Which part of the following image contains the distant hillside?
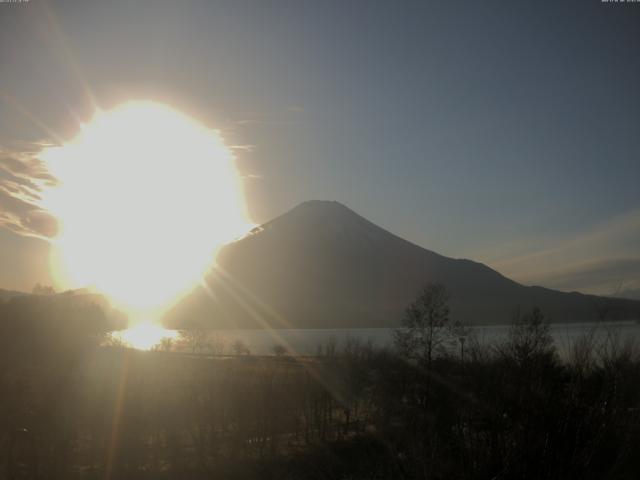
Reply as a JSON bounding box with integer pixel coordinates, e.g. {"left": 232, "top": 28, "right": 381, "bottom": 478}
{"left": 620, "top": 288, "right": 640, "bottom": 301}
{"left": 165, "top": 201, "right": 640, "bottom": 329}
{"left": 0, "top": 288, "right": 27, "bottom": 302}
{"left": 0, "top": 290, "right": 127, "bottom": 331}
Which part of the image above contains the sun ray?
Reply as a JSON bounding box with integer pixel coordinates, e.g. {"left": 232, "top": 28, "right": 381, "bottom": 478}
{"left": 202, "top": 266, "right": 347, "bottom": 405}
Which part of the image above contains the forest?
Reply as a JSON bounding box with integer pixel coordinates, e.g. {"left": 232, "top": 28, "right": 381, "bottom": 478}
{"left": 1, "top": 287, "right": 639, "bottom": 479}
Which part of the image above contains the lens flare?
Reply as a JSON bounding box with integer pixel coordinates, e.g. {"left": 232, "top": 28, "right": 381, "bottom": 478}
{"left": 38, "top": 101, "right": 251, "bottom": 345}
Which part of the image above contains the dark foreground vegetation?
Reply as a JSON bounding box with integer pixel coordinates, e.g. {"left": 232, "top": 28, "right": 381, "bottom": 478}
{"left": 1, "top": 288, "right": 640, "bottom": 479}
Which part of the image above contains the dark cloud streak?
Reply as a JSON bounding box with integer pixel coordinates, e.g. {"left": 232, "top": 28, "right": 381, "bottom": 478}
{"left": 0, "top": 150, "right": 58, "bottom": 239}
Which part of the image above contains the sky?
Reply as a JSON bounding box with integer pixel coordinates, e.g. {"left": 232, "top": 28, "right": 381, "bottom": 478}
{"left": 0, "top": 0, "right": 639, "bottom": 297}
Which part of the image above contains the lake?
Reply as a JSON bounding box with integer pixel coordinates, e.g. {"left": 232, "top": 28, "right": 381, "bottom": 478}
{"left": 183, "top": 321, "right": 640, "bottom": 357}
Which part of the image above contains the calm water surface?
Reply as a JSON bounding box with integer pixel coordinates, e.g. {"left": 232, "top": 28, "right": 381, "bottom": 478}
{"left": 180, "top": 321, "right": 640, "bottom": 356}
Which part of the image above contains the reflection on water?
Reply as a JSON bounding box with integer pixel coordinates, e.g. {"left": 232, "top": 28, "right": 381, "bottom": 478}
{"left": 115, "top": 323, "right": 178, "bottom": 350}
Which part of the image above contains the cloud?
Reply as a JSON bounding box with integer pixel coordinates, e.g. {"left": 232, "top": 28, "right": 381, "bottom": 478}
{"left": 523, "top": 257, "right": 640, "bottom": 296}
{"left": 486, "top": 209, "right": 640, "bottom": 294}
{"left": 241, "top": 173, "right": 262, "bottom": 181}
{"left": 620, "top": 288, "right": 640, "bottom": 301}
{"left": 0, "top": 149, "right": 58, "bottom": 239}
{"left": 229, "top": 144, "right": 256, "bottom": 153}
{"left": 229, "top": 106, "right": 303, "bottom": 128}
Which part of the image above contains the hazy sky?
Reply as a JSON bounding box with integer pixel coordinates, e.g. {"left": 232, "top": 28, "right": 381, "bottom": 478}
{"left": 1, "top": 0, "right": 639, "bottom": 296}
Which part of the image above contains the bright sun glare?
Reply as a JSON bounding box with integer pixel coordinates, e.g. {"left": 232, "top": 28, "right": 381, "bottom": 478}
{"left": 39, "top": 101, "right": 251, "bottom": 348}
{"left": 115, "top": 322, "right": 180, "bottom": 351}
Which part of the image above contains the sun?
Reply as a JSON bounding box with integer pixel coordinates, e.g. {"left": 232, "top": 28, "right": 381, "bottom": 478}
{"left": 40, "top": 101, "right": 251, "bottom": 317}
{"left": 114, "top": 322, "right": 179, "bottom": 351}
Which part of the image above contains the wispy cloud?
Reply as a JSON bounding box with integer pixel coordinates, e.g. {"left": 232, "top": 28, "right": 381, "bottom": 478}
{"left": 227, "top": 105, "right": 304, "bottom": 129}
{"left": 229, "top": 144, "right": 256, "bottom": 153}
{"left": 0, "top": 148, "right": 57, "bottom": 239}
{"left": 523, "top": 257, "right": 640, "bottom": 295}
{"left": 240, "top": 173, "right": 262, "bottom": 181}
{"left": 485, "top": 209, "right": 640, "bottom": 294}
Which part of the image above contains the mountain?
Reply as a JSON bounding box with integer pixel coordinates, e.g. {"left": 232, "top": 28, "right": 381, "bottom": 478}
{"left": 0, "top": 288, "right": 28, "bottom": 302}
{"left": 620, "top": 288, "right": 640, "bottom": 301}
{"left": 164, "top": 201, "right": 640, "bottom": 329}
{"left": 0, "top": 289, "right": 128, "bottom": 331}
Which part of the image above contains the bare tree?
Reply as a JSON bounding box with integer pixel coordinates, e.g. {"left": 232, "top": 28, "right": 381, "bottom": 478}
{"left": 157, "top": 337, "right": 173, "bottom": 352}
{"left": 272, "top": 344, "right": 286, "bottom": 356}
{"left": 231, "top": 339, "right": 250, "bottom": 356}
{"left": 394, "top": 283, "right": 456, "bottom": 369}
{"left": 179, "top": 329, "right": 210, "bottom": 355}
{"left": 102, "top": 332, "right": 128, "bottom": 349}
{"left": 209, "top": 334, "right": 227, "bottom": 355}
{"left": 498, "top": 307, "right": 555, "bottom": 368}
{"left": 32, "top": 283, "right": 55, "bottom": 295}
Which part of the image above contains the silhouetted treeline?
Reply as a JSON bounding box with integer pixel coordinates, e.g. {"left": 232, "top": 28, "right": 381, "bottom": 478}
{"left": 0, "top": 293, "right": 125, "bottom": 364}
{"left": 1, "top": 300, "right": 640, "bottom": 479}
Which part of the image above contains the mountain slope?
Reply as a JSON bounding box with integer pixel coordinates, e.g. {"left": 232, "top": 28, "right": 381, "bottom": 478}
{"left": 0, "top": 288, "right": 27, "bottom": 302}
{"left": 164, "top": 201, "right": 640, "bottom": 328}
